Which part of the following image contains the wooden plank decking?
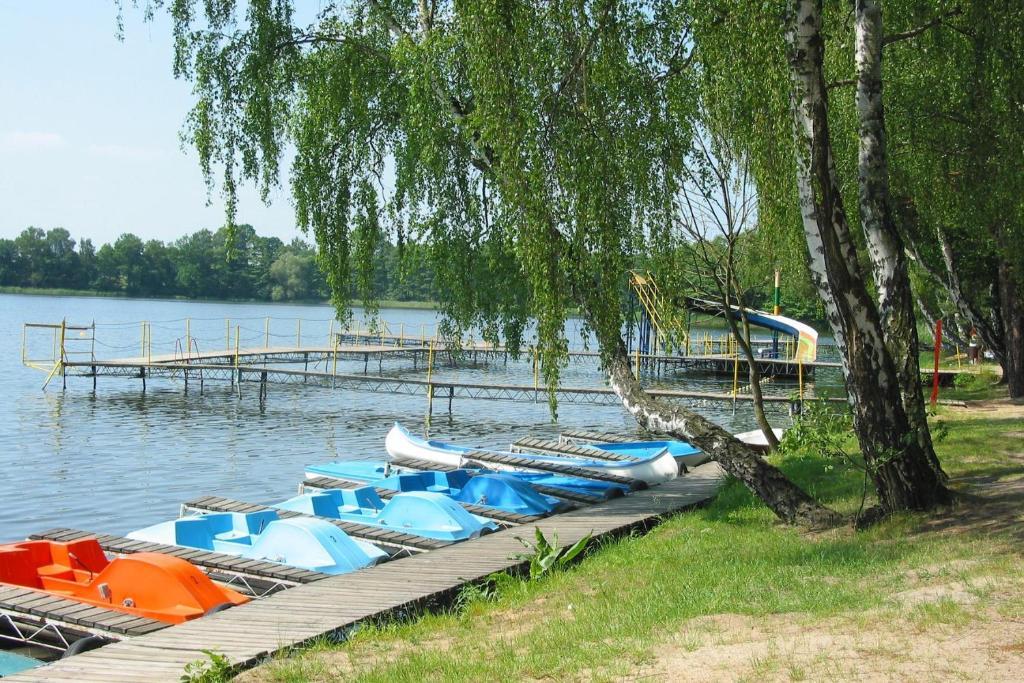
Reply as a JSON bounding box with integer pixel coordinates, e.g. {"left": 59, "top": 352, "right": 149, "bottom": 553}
{"left": 510, "top": 436, "right": 641, "bottom": 461}
{"left": 8, "top": 463, "right": 724, "bottom": 682}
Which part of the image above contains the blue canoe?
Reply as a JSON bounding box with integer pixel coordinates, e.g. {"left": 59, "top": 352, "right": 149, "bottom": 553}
{"left": 308, "top": 466, "right": 562, "bottom": 516}
{"left": 306, "top": 460, "right": 629, "bottom": 500}
{"left": 127, "top": 510, "right": 387, "bottom": 575}
{"left": 274, "top": 487, "right": 498, "bottom": 542}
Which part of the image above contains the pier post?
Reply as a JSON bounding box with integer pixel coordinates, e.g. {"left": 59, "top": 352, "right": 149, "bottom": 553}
{"left": 448, "top": 386, "right": 454, "bottom": 414}
{"left": 260, "top": 371, "right": 268, "bottom": 400}
{"left": 363, "top": 353, "right": 369, "bottom": 375}
{"left": 332, "top": 338, "right": 339, "bottom": 388}
{"left": 140, "top": 367, "right": 146, "bottom": 392}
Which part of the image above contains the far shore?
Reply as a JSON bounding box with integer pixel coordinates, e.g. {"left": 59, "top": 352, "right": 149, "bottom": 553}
{"left": 0, "top": 285, "right": 440, "bottom": 311}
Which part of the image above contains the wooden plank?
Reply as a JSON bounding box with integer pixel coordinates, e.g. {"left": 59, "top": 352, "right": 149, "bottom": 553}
{"left": 559, "top": 429, "right": 641, "bottom": 444}
{"left": 511, "top": 436, "right": 639, "bottom": 461}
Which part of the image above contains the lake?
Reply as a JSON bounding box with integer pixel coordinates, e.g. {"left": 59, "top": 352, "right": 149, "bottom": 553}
{"left": 0, "top": 293, "right": 830, "bottom": 540}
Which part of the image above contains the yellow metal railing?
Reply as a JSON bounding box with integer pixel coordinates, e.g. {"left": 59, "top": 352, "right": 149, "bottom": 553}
{"left": 629, "top": 270, "right": 690, "bottom": 355}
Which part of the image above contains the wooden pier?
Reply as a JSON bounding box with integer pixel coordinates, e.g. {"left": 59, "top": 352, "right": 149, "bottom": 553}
{"left": 7, "top": 462, "right": 725, "bottom": 682}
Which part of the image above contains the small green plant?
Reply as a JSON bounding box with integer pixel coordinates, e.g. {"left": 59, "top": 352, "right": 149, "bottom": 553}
{"left": 180, "top": 649, "right": 232, "bottom": 683}
{"left": 513, "top": 527, "right": 592, "bottom": 580}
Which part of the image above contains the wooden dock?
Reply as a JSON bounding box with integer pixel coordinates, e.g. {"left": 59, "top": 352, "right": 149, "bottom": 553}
{"left": 8, "top": 463, "right": 724, "bottom": 682}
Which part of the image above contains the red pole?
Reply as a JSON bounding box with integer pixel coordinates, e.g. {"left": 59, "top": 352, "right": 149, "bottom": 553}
{"left": 930, "top": 319, "right": 943, "bottom": 406}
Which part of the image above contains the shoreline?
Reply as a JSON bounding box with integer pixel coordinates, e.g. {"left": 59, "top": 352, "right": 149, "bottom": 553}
{"left": 0, "top": 286, "right": 439, "bottom": 311}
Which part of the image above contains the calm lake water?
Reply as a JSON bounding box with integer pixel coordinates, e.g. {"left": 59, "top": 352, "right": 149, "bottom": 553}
{"left": 0, "top": 293, "right": 833, "bottom": 540}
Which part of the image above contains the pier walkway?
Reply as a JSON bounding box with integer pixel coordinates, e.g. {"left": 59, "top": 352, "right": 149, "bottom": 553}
{"left": 9, "top": 462, "right": 725, "bottom": 683}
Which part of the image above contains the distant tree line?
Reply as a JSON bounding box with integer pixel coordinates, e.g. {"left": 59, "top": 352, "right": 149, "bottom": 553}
{"left": 0, "top": 225, "right": 439, "bottom": 302}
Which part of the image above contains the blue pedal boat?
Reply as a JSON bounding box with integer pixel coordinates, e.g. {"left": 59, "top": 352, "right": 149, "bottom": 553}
{"left": 308, "top": 466, "right": 563, "bottom": 516}
{"left": 274, "top": 487, "right": 498, "bottom": 542}
{"left": 305, "top": 460, "right": 629, "bottom": 500}
{"left": 377, "top": 469, "right": 563, "bottom": 515}
{"left": 127, "top": 510, "right": 387, "bottom": 575}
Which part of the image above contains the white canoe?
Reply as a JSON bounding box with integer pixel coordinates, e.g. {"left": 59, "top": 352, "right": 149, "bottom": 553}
{"left": 385, "top": 423, "right": 680, "bottom": 485}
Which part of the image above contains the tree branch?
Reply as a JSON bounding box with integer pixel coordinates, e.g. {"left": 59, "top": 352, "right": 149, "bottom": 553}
{"left": 882, "top": 6, "right": 962, "bottom": 46}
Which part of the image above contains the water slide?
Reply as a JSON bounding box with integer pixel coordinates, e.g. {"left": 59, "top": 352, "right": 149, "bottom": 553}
{"left": 684, "top": 297, "right": 819, "bottom": 362}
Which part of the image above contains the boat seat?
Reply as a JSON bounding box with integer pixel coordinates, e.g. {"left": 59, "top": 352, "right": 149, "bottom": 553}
{"left": 336, "top": 504, "right": 363, "bottom": 515}
{"left": 427, "top": 485, "right": 450, "bottom": 493}
{"left": 36, "top": 564, "right": 76, "bottom": 580}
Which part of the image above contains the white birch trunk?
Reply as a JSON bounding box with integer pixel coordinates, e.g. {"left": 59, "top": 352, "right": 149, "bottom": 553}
{"left": 854, "top": 0, "right": 944, "bottom": 478}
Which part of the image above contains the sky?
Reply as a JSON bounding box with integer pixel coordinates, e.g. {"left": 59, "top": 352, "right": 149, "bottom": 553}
{"left": 0, "top": 2, "right": 302, "bottom": 245}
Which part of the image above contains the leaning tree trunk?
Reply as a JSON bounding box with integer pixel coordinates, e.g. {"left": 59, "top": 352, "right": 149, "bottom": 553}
{"left": 785, "top": 0, "right": 952, "bottom": 512}
{"left": 576, "top": 286, "right": 838, "bottom": 526}
{"left": 727, "top": 301, "right": 779, "bottom": 449}
{"left": 601, "top": 332, "right": 837, "bottom": 527}
{"left": 854, "top": 0, "right": 944, "bottom": 479}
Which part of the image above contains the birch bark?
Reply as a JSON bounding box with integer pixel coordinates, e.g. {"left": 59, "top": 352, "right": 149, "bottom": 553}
{"left": 785, "top": 0, "right": 952, "bottom": 512}
{"left": 853, "top": 0, "right": 944, "bottom": 479}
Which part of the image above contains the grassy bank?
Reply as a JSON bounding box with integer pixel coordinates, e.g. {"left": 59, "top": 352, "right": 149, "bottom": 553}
{"left": 0, "top": 286, "right": 439, "bottom": 310}
{"left": 237, "top": 404, "right": 1024, "bottom": 682}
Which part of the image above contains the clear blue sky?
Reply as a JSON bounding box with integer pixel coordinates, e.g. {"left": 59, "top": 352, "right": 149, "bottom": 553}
{"left": 0, "top": 1, "right": 301, "bottom": 245}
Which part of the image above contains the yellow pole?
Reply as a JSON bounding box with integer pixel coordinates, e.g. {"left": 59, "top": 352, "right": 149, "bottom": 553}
{"left": 185, "top": 318, "right": 191, "bottom": 360}
{"left": 732, "top": 353, "right": 739, "bottom": 398}
{"left": 296, "top": 319, "right": 302, "bottom": 348}
{"left": 329, "top": 319, "right": 335, "bottom": 347}
{"left": 265, "top": 317, "right": 270, "bottom": 348}
{"left": 141, "top": 321, "right": 147, "bottom": 358}
{"left": 955, "top": 344, "right": 962, "bottom": 370}
{"left": 147, "top": 323, "right": 152, "bottom": 364}
{"left": 226, "top": 319, "right": 231, "bottom": 351}
{"left": 332, "top": 335, "right": 339, "bottom": 377}
{"left": 234, "top": 325, "right": 240, "bottom": 369}
{"left": 635, "top": 345, "right": 641, "bottom": 377}
{"left": 798, "top": 359, "right": 804, "bottom": 402}
{"left": 533, "top": 346, "right": 539, "bottom": 390}
{"left": 400, "top": 322, "right": 405, "bottom": 345}
{"left": 426, "top": 340, "right": 435, "bottom": 385}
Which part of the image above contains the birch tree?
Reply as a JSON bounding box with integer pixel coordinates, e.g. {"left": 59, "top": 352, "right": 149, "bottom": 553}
{"left": 783, "top": 0, "right": 951, "bottom": 512}
{"left": 141, "top": 0, "right": 843, "bottom": 526}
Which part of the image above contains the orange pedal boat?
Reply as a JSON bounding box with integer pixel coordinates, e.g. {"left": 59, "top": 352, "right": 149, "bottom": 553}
{"left": 0, "top": 538, "right": 249, "bottom": 624}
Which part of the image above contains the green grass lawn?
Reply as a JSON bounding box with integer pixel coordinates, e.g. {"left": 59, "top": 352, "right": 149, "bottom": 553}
{"left": 240, "top": 408, "right": 1024, "bottom": 683}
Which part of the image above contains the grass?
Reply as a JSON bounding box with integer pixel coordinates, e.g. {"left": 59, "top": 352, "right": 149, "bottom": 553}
{"left": 243, "top": 408, "right": 1024, "bottom": 683}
